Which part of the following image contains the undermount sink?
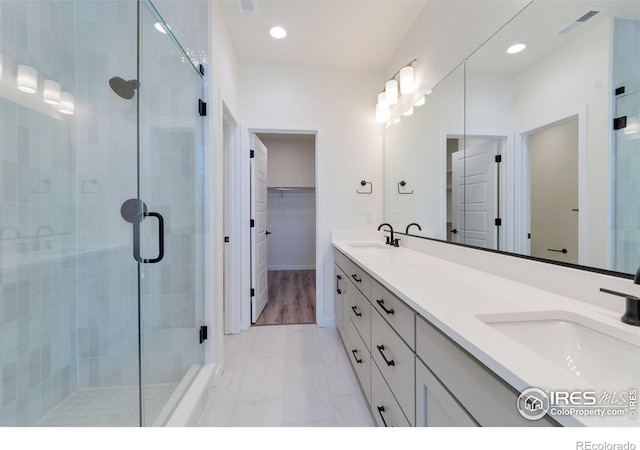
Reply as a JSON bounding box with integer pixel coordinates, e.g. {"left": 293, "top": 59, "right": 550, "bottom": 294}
{"left": 476, "top": 310, "right": 640, "bottom": 389}
{"left": 348, "top": 242, "right": 389, "bottom": 250}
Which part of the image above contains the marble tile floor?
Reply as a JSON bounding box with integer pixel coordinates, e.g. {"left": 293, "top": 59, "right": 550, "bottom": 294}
{"left": 198, "top": 324, "right": 376, "bottom": 427}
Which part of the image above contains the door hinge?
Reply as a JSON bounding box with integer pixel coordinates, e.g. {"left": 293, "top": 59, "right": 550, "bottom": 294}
{"left": 198, "top": 99, "right": 207, "bottom": 116}
{"left": 224, "top": 236, "right": 230, "bottom": 243}
{"left": 199, "top": 64, "right": 205, "bottom": 76}
{"left": 495, "top": 154, "right": 502, "bottom": 163}
{"left": 199, "top": 326, "right": 208, "bottom": 344}
{"left": 614, "top": 116, "right": 627, "bottom": 130}
{"left": 527, "top": 233, "right": 531, "bottom": 239}
{"left": 495, "top": 218, "right": 502, "bottom": 226}
{"left": 250, "top": 219, "right": 255, "bottom": 228}
{"left": 615, "top": 86, "right": 625, "bottom": 96}
{"left": 251, "top": 288, "right": 255, "bottom": 297}
{"left": 250, "top": 149, "right": 255, "bottom": 158}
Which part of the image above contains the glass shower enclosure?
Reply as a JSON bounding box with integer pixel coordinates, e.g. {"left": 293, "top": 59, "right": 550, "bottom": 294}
{"left": 0, "top": 0, "right": 205, "bottom": 426}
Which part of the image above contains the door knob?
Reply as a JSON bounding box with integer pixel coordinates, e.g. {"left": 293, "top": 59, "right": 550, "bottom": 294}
{"left": 452, "top": 229, "right": 458, "bottom": 234}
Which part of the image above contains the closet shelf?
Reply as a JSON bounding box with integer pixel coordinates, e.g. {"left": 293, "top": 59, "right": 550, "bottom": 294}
{"left": 267, "top": 187, "right": 316, "bottom": 191}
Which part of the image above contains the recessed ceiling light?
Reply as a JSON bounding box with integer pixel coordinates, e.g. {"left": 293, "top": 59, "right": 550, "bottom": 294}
{"left": 269, "top": 26, "right": 287, "bottom": 39}
{"left": 154, "top": 22, "right": 167, "bottom": 34}
{"left": 507, "top": 43, "right": 526, "bottom": 54}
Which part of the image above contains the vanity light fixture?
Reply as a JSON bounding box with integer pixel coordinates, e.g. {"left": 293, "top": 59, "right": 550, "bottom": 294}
{"left": 269, "top": 26, "right": 287, "bottom": 39}
{"left": 414, "top": 96, "right": 425, "bottom": 107}
{"left": 377, "top": 59, "right": 417, "bottom": 123}
{"left": 154, "top": 22, "right": 168, "bottom": 34}
{"left": 59, "top": 91, "right": 75, "bottom": 115}
{"left": 403, "top": 107, "right": 414, "bottom": 116}
{"left": 42, "top": 80, "right": 61, "bottom": 105}
{"left": 507, "top": 43, "right": 527, "bottom": 54}
{"left": 17, "top": 65, "right": 38, "bottom": 93}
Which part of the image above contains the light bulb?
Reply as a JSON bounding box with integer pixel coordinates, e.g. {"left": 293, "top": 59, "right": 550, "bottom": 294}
{"left": 414, "top": 96, "right": 425, "bottom": 107}
{"left": 400, "top": 66, "right": 414, "bottom": 95}
{"left": 269, "top": 26, "right": 287, "bottom": 39}
{"left": 403, "top": 107, "right": 414, "bottom": 116}
{"left": 385, "top": 79, "right": 398, "bottom": 105}
{"left": 43, "top": 80, "right": 61, "bottom": 105}
{"left": 59, "top": 91, "right": 75, "bottom": 115}
{"left": 17, "top": 65, "right": 38, "bottom": 93}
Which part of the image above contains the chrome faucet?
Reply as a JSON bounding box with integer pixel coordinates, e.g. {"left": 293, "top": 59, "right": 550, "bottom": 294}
{"left": 599, "top": 266, "right": 640, "bottom": 326}
{"left": 378, "top": 223, "right": 399, "bottom": 247}
{"left": 405, "top": 223, "right": 422, "bottom": 234}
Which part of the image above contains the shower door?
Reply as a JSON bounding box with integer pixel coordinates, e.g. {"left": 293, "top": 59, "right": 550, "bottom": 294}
{"left": 135, "top": 1, "right": 205, "bottom": 426}
{"left": 0, "top": 0, "right": 204, "bottom": 427}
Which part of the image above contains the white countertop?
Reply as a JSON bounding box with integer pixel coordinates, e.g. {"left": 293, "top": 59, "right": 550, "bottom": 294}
{"left": 332, "top": 236, "right": 640, "bottom": 427}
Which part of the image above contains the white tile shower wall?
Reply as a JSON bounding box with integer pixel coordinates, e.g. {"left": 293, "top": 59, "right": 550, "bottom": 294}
{"left": 0, "top": 0, "right": 80, "bottom": 426}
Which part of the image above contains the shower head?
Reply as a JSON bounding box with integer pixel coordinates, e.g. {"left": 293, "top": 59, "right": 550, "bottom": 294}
{"left": 109, "top": 76, "right": 139, "bottom": 100}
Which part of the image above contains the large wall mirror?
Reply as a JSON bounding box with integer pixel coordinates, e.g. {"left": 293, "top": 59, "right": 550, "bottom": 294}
{"left": 384, "top": 0, "right": 640, "bottom": 276}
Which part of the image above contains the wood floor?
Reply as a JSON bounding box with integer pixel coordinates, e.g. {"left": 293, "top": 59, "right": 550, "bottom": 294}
{"left": 255, "top": 270, "right": 316, "bottom": 326}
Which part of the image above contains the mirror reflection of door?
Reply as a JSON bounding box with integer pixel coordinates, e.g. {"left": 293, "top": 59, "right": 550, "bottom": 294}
{"left": 528, "top": 118, "right": 579, "bottom": 264}
{"left": 449, "top": 138, "right": 500, "bottom": 249}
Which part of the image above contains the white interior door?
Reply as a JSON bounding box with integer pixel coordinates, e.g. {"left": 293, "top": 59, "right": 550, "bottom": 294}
{"left": 251, "top": 134, "right": 269, "bottom": 323}
{"left": 451, "top": 141, "right": 498, "bottom": 248}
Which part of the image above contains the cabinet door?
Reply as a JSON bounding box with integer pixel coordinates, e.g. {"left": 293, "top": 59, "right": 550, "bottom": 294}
{"left": 335, "top": 265, "right": 345, "bottom": 336}
{"left": 416, "top": 358, "right": 477, "bottom": 427}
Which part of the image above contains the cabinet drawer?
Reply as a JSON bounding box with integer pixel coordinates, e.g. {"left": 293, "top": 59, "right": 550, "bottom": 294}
{"left": 344, "top": 284, "right": 371, "bottom": 350}
{"left": 334, "top": 249, "right": 371, "bottom": 298}
{"left": 416, "top": 358, "right": 477, "bottom": 427}
{"left": 344, "top": 316, "right": 372, "bottom": 404}
{"left": 416, "top": 316, "right": 557, "bottom": 427}
{"left": 371, "top": 362, "right": 411, "bottom": 427}
{"left": 371, "top": 309, "right": 415, "bottom": 425}
{"left": 370, "top": 279, "right": 415, "bottom": 350}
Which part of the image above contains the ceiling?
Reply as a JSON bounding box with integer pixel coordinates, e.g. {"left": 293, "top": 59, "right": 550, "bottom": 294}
{"left": 466, "top": 1, "right": 640, "bottom": 75}
{"left": 218, "top": 0, "right": 427, "bottom": 70}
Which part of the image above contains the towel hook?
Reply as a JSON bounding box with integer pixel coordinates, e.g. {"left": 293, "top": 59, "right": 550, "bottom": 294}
{"left": 357, "top": 180, "right": 372, "bottom": 194}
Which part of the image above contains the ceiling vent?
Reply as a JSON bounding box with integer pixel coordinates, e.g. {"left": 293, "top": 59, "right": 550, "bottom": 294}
{"left": 236, "top": 0, "right": 257, "bottom": 13}
{"left": 559, "top": 8, "right": 603, "bottom": 35}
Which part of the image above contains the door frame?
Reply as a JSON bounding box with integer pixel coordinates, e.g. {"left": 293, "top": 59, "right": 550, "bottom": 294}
{"left": 441, "top": 130, "right": 514, "bottom": 252}
{"left": 228, "top": 125, "right": 321, "bottom": 332}
{"left": 222, "top": 103, "right": 241, "bottom": 334}
{"left": 516, "top": 107, "right": 588, "bottom": 264}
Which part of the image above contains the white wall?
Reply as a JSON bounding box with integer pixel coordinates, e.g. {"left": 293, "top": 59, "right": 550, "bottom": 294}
{"left": 514, "top": 19, "right": 612, "bottom": 269}
{"left": 260, "top": 134, "right": 316, "bottom": 187}
{"left": 208, "top": 1, "right": 241, "bottom": 352}
{"left": 239, "top": 62, "right": 384, "bottom": 326}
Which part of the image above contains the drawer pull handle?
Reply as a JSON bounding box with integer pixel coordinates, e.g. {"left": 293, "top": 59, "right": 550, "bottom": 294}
{"left": 377, "top": 345, "right": 395, "bottom": 367}
{"left": 376, "top": 299, "right": 395, "bottom": 315}
{"left": 351, "top": 349, "right": 363, "bottom": 364}
{"left": 336, "top": 274, "right": 342, "bottom": 294}
{"left": 377, "top": 406, "right": 389, "bottom": 427}
{"left": 351, "top": 274, "right": 362, "bottom": 283}
{"left": 351, "top": 306, "right": 362, "bottom": 317}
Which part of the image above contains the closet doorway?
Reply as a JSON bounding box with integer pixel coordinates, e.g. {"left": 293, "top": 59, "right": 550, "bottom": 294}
{"left": 252, "top": 133, "right": 317, "bottom": 326}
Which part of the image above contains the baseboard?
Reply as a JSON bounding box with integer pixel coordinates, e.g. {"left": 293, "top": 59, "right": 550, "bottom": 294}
{"left": 268, "top": 265, "right": 316, "bottom": 271}
{"left": 165, "top": 362, "right": 223, "bottom": 427}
